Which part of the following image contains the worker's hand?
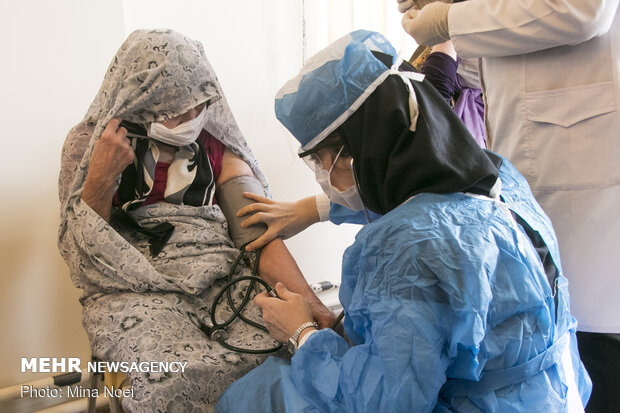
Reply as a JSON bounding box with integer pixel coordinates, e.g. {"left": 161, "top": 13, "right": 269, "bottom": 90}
{"left": 260, "top": 321, "right": 289, "bottom": 345}
{"left": 237, "top": 194, "right": 320, "bottom": 251}
{"left": 397, "top": 0, "right": 441, "bottom": 13}
{"left": 401, "top": 2, "right": 451, "bottom": 47}
{"left": 398, "top": 0, "right": 416, "bottom": 13}
{"left": 254, "top": 282, "right": 316, "bottom": 343}
{"left": 86, "top": 118, "right": 134, "bottom": 185}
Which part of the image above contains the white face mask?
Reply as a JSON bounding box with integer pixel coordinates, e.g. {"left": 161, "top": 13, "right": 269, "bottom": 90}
{"left": 149, "top": 105, "right": 208, "bottom": 146}
{"left": 315, "top": 146, "right": 365, "bottom": 211}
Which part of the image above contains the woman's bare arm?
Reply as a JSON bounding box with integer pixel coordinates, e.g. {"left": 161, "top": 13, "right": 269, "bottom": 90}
{"left": 217, "top": 149, "right": 336, "bottom": 328}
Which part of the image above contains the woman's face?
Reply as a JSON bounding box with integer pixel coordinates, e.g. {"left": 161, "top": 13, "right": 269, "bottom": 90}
{"left": 317, "top": 148, "right": 355, "bottom": 191}
{"left": 159, "top": 102, "right": 206, "bottom": 129}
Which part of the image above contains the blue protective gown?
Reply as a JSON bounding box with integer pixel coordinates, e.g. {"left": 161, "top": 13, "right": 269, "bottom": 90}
{"left": 329, "top": 202, "right": 380, "bottom": 225}
{"left": 216, "top": 157, "right": 591, "bottom": 412}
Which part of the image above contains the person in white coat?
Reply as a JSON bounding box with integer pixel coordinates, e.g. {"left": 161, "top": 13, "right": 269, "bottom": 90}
{"left": 399, "top": 1, "right": 620, "bottom": 411}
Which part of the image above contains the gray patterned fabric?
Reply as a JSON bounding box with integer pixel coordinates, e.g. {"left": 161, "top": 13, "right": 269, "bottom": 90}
{"left": 58, "top": 29, "right": 277, "bottom": 411}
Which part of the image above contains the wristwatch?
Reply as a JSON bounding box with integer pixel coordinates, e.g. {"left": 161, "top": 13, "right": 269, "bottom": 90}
{"left": 287, "top": 321, "right": 319, "bottom": 354}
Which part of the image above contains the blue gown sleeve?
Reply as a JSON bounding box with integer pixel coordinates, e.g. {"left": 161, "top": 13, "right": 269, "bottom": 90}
{"left": 329, "top": 202, "right": 382, "bottom": 225}
{"left": 289, "top": 230, "right": 495, "bottom": 412}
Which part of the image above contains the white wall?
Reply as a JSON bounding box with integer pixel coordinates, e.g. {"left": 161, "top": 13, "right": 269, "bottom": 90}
{"left": 303, "top": 0, "right": 416, "bottom": 58}
{"left": 0, "top": 0, "right": 414, "bottom": 390}
{"left": 0, "top": 0, "right": 126, "bottom": 389}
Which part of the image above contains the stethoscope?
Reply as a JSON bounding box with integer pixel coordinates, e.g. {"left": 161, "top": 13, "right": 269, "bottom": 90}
{"left": 200, "top": 244, "right": 283, "bottom": 354}
{"left": 204, "top": 152, "right": 363, "bottom": 354}
{"left": 203, "top": 244, "right": 347, "bottom": 354}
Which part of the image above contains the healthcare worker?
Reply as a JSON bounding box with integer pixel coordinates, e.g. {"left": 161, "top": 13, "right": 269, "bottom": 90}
{"left": 399, "top": 1, "right": 620, "bottom": 411}
{"left": 216, "top": 31, "right": 591, "bottom": 412}
{"left": 237, "top": 41, "right": 482, "bottom": 252}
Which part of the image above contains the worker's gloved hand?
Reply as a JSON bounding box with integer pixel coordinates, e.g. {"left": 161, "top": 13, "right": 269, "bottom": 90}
{"left": 401, "top": 2, "right": 451, "bottom": 47}
{"left": 397, "top": 0, "right": 416, "bottom": 13}
{"left": 397, "top": 0, "right": 450, "bottom": 13}
{"left": 254, "top": 282, "right": 316, "bottom": 343}
{"left": 237, "top": 193, "right": 320, "bottom": 251}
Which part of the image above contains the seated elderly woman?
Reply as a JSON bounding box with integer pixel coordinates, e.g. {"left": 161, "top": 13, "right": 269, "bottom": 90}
{"left": 58, "top": 29, "right": 333, "bottom": 412}
{"left": 216, "top": 31, "right": 591, "bottom": 412}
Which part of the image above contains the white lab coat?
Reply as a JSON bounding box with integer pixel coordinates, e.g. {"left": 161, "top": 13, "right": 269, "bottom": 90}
{"left": 448, "top": 0, "right": 620, "bottom": 333}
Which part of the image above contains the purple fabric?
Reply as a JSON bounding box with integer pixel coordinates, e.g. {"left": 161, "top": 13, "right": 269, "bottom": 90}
{"left": 421, "top": 53, "right": 487, "bottom": 148}
{"left": 453, "top": 78, "right": 486, "bottom": 148}
{"left": 421, "top": 52, "right": 458, "bottom": 104}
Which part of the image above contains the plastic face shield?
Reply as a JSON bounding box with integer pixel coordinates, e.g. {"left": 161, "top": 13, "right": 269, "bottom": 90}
{"left": 302, "top": 145, "right": 345, "bottom": 174}
{"left": 302, "top": 152, "right": 324, "bottom": 173}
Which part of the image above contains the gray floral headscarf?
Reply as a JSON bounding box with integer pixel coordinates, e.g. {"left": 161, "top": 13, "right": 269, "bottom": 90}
{"left": 58, "top": 29, "right": 269, "bottom": 297}
{"left": 61, "top": 28, "right": 268, "bottom": 215}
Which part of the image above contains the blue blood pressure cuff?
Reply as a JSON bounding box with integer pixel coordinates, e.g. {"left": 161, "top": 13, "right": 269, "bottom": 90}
{"left": 216, "top": 175, "right": 268, "bottom": 249}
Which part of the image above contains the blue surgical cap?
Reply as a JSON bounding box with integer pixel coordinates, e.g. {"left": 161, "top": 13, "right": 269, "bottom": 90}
{"left": 274, "top": 30, "right": 398, "bottom": 152}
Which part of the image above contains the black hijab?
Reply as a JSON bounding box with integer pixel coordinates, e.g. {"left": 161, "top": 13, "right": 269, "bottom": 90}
{"left": 339, "top": 53, "right": 501, "bottom": 215}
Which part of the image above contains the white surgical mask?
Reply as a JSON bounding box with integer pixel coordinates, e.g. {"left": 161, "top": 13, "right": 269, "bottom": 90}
{"left": 329, "top": 180, "right": 365, "bottom": 211}
{"left": 149, "top": 105, "right": 208, "bottom": 146}
{"left": 315, "top": 146, "right": 365, "bottom": 211}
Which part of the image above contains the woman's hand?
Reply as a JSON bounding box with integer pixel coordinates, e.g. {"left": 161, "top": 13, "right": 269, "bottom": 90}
{"left": 88, "top": 118, "right": 134, "bottom": 181}
{"left": 237, "top": 194, "right": 320, "bottom": 251}
{"left": 82, "top": 118, "right": 134, "bottom": 221}
{"left": 254, "top": 282, "right": 316, "bottom": 343}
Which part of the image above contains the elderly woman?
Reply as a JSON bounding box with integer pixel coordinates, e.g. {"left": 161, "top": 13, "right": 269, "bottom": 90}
{"left": 58, "top": 29, "right": 333, "bottom": 412}
{"left": 216, "top": 31, "right": 591, "bottom": 412}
